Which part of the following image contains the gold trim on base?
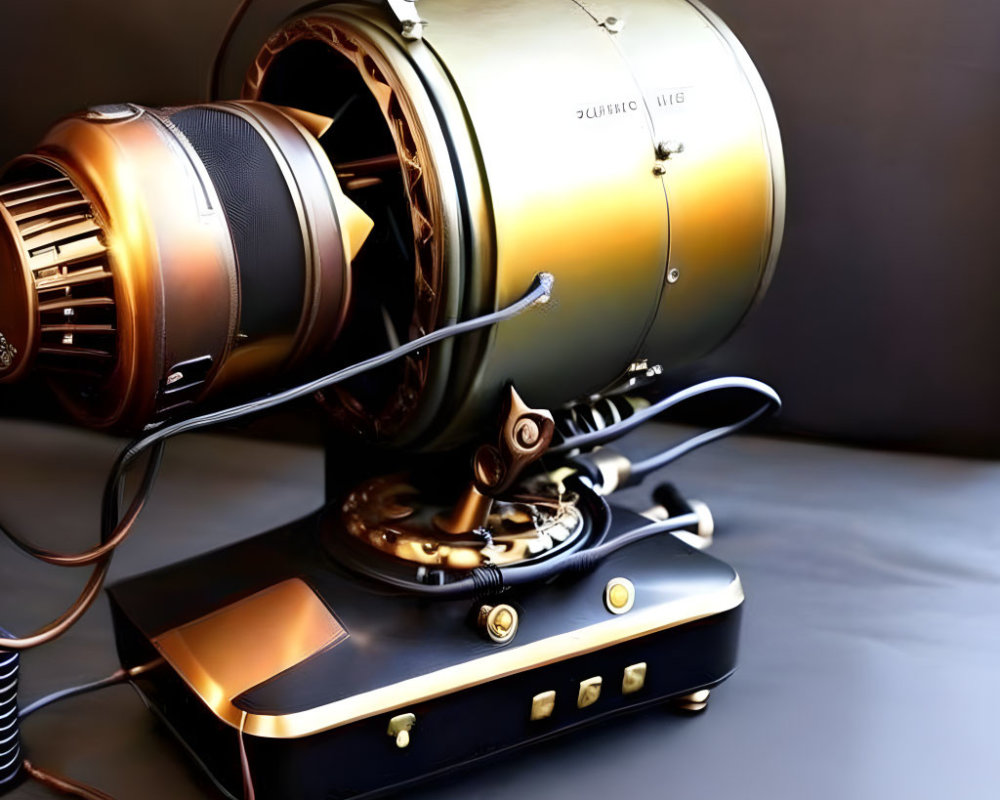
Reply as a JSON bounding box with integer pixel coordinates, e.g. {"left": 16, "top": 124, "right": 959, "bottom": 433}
{"left": 152, "top": 576, "right": 742, "bottom": 739}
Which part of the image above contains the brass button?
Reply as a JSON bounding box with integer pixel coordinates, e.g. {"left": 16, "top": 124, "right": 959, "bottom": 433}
{"left": 577, "top": 676, "right": 602, "bottom": 709}
{"left": 604, "top": 577, "right": 635, "bottom": 614}
{"left": 622, "top": 662, "right": 647, "bottom": 695}
{"left": 530, "top": 690, "right": 556, "bottom": 721}
{"left": 478, "top": 603, "right": 519, "bottom": 644}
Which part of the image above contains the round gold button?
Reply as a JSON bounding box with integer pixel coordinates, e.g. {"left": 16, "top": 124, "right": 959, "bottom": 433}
{"left": 604, "top": 577, "right": 636, "bottom": 614}
{"left": 479, "top": 603, "right": 520, "bottom": 644}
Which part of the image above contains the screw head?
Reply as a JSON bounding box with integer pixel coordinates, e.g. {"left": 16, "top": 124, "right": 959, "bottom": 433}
{"left": 480, "top": 603, "right": 519, "bottom": 644}
{"left": 667, "top": 268, "right": 681, "bottom": 284}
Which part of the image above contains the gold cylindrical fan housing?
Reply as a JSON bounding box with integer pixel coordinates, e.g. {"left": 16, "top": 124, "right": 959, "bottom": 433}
{"left": 0, "top": 0, "right": 782, "bottom": 442}
{"left": 0, "top": 101, "right": 372, "bottom": 429}
{"left": 241, "top": 0, "right": 784, "bottom": 448}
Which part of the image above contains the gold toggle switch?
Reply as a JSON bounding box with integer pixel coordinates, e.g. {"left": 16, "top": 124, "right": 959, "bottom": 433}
{"left": 577, "top": 677, "right": 603, "bottom": 709}
{"left": 387, "top": 713, "right": 416, "bottom": 748}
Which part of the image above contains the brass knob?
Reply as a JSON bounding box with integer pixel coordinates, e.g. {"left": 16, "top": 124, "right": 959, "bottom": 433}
{"left": 604, "top": 577, "right": 635, "bottom": 614}
{"left": 478, "top": 603, "right": 519, "bottom": 644}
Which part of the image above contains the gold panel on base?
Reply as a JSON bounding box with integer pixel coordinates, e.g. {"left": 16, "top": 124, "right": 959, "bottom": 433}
{"left": 152, "top": 579, "right": 347, "bottom": 715}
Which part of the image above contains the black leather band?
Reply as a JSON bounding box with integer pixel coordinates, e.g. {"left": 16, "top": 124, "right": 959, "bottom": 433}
{"left": 169, "top": 106, "right": 305, "bottom": 344}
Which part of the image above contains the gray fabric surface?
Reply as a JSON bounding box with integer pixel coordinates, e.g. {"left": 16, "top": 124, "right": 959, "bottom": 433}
{"left": 0, "top": 421, "right": 997, "bottom": 799}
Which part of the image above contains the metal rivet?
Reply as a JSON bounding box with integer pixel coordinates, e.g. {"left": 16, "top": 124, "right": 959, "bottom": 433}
{"left": 478, "top": 603, "right": 519, "bottom": 644}
{"left": 667, "top": 268, "right": 681, "bottom": 284}
{"left": 604, "top": 577, "right": 635, "bottom": 614}
{"left": 603, "top": 16, "right": 624, "bottom": 33}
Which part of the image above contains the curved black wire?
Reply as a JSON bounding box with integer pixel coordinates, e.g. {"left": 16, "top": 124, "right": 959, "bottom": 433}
{"left": 18, "top": 672, "right": 127, "bottom": 721}
{"left": 0, "top": 274, "right": 553, "bottom": 649}
{"left": 628, "top": 401, "right": 774, "bottom": 482}
{"left": 549, "top": 376, "right": 781, "bottom": 455}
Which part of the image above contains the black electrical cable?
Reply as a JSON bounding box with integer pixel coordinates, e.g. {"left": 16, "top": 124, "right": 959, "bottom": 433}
{"left": 336, "top": 474, "right": 612, "bottom": 595}
{"left": 18, "top": 671, "right": 129, "bottom": 721}
{"left": 336, "top": 378, "right": 779, "bottom": 600}
{"left": 626, "top": 401, "right": 774, "bottom": 483}
{"left": 0, "top": 274, "right": 551, "bottom": 799}
{"left": 0, "top": 273, "right": 552, "bottom": 649}
{"left": 346, "top": 510, "right": 701, "bottom": 598}
{"left": 0, "top": 273, "right": 553, "bottom": 574}
{"left": 548, "top": 376, "right": 781, "bottom": 455}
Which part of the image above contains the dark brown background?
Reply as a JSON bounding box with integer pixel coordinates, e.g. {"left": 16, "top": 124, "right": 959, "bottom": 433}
{"left": 1, "top": 0, "right": 997, "bottom": 455}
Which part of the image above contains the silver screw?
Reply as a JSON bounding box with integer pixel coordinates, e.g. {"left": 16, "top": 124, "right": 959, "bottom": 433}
{"left": 667, "top": 268, "right": 681, "bottom": 284}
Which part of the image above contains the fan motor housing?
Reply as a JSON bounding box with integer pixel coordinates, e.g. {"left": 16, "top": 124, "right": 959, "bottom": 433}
{"left": 243, "top": 0, "right": 785, "bottom": 448}
{"left": 0, "top": 101, "right": 369, "bottom": 429}
{"left": 0, "top": 0, "right": 783, "bottom": 446}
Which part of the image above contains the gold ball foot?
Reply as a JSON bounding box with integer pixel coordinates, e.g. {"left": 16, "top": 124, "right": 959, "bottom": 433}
{"left": 671, "top": 688, "right": 710, "bottom": 714}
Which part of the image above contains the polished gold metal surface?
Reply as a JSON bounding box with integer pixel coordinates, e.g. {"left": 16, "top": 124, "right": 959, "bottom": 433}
{"left": 433, "top": 485, "right": 495, "bottom": 539}
{"left": 530, "top": 690, "right": 557, "bottom": 722}
{"left": 241, "top": 0, "right": 784, "bottom": 449}
{"left": 4, "top": 0, "right": 781, "bottom": 439}
{"left": 622, "top": 662, "right": 647, "bottom": 695}
{"left": 151, "top": 579, "right": 348, "bottom": 718}
{"left": 151, "top": 577, "right": 742, "bottom": 739}
{"left": 577, "top": 676, "right": 603, "bottom": 709}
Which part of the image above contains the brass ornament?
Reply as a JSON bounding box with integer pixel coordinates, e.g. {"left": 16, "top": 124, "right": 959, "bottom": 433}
{"left": 478, "top": 604, "right": 520, "bottom": 645}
